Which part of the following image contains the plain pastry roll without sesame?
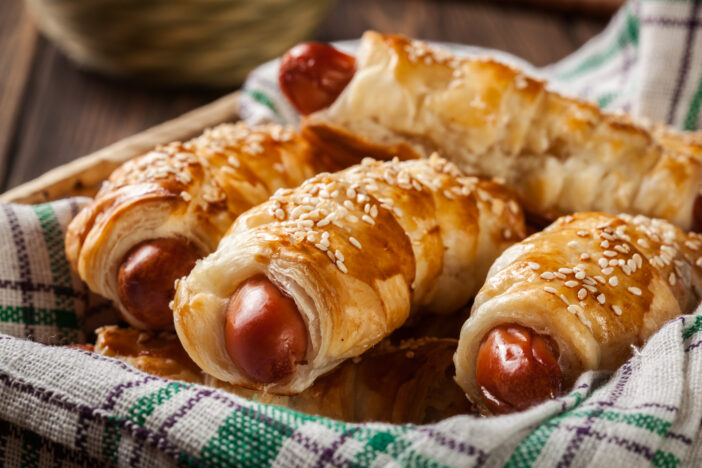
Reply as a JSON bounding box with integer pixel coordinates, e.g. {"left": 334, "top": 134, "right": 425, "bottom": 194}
{"left": 454, "top": 212, "right": 702, "bottom": 415}
{"left": 298, "top": 31, "right": 702, "bottom": 231}
{"left": 172, "top": 155, "right": 526, "bottom": 394}
{"left": 65, "top": 123, "right": 329, "bottom": 330}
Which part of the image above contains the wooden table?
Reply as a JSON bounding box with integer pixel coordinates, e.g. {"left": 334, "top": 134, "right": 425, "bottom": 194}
{"left": 0, "top": 0, "right": 608, "bottom": 193}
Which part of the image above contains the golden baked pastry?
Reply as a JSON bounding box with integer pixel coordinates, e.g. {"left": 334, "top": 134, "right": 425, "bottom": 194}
{"left": 65, "top": 123, "right": 327, "bottom": 330}
{"left": 91, "top": 326, "right": 473, "bottom": 424}
{"left": 454, "top": 212, "right": 702, "bottom": 414}
{"left": 173, "top": 155, "right": 526, "bottom": 394}
{"left": 300, "top": 31, "right": 702, "bottom": 231}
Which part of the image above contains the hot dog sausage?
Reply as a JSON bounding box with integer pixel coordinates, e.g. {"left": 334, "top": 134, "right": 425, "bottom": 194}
{"left": 475, "top": 324, "right": 562, "bottom": 414}
{"left": 117, "top": 238, "right": 201, "bottom": 329}
{"left": 224, "top": 275, "right": 308, "bottom": 383}
{"left": 279, "top": 42, "right": 356, "bottom": 115}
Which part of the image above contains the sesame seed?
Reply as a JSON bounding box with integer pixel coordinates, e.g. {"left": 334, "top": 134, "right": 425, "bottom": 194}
{"left": 612, "top": 305, "right": 623, "bottom": 316}
{"left": 180, "top": 191, "right": 191, "bottom": 201}
{"left": 584, "top": 284, "right": 597, "bottom": 293}
{"left": 315, "top": 243, "right": 328, "bottom": 252}
{"left": 275, "top": 209, "right": 285, "bottom": 220}
{"left": 602, "top": 267, "right": 614, "bottom": 275}
{"left": 544, "top": 286, "right": 557, "bottom": 294}
{"left": 614, "top": 245, "right": 629, "bottom": 254}
{"left": 362, "top": 215, "right": 375, "bottom": 225}
{"left": 601, "top": 240, "right": 610, "bottom": 248}
{"left": 528, "top": 262, "right": 540, "bottom": 270}
{"left": 554, "top": 272, "right": 566, "bottom": 280}
{"left": 598, "top": 258, "right": 608, "bottom": 268}
{"left": 621, "top": 265, "right": 632, "bottom": 276}
{"left": 568, "top": 241, "right": 579, "bottom": 248}
{"left": 628, "top": 286, "right": 642, "bottom": 296}
{"left": 346, "top": 188, "right": 356, "bottom": 199}
{"left": 560, "top": 294, "right": 570, "bottom": 305}
{"left": 597, "top": 294, "right": 606, "bottom": 304}
{"left": 580, "top": 253, "right": 591, "bottom": 260}
{"left": 583, "top": 277, "right": 596, "bottom": 286}
{"left": 335, "top": 250, "right": 344, "bottom": 261}
{"left": 669, "top": 273, "right": 676, "bottom": 286}
{"left": 603, "top": 250, "right": 617, "bottom": 258}
{"left": 317, "top": 219, "right": 330, "bottom": 227}
{"left": 575, "top": 270, "right": 586, "bottom": 280}
{"left": 565, "top": 280, "right": 579, "bottom": 288}
{"left": 637, "top": 238, "right": 650, "bottom": 249}
{"left": 370, "top": 205, "right": 378, "bottom": 218}
{"left": 577, "top": 231, "right": 590, "bottom": 237}
{"left": 568, "top": 304, "right": 583, "bottom": 315}
{"left": 608, "top": 276, "right": 619, "bottom": 287}
{"left": 559, "top": 268, "right": 573, "bottom": 275}
{"left": 697, "top": 257, "right": 702, "bottom": 268}
{"left": 609, "top": 259, "right": 619, "bottom": 266}
{"left": 336, "top": 261, "right": 348, "bottom": 274}
{"left": 327, "top": 250, "right": 336, "bottom": 262}
{"left": 344, "top": 200, "right": 354, "bottom": 211}
{"left": 540, "top": 272, "right": 555, "bottom": 280}
{"left": 577, "top": 288, "right": 587, "bottom": 300}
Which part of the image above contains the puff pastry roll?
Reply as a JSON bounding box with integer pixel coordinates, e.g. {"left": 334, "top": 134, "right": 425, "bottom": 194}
{"left": 89, "top": 326, "right": 472, "bottom": 424}
{"left": 65, "top": 123, "right": 327, "bottom": 330}
{"left": 454, "top": 212, "right": 702, "bottom": 414}
{"left": 173, "top": 155, "right": 525, "bottom": 394}
{"left": 291, "top": 31, "right": 702, "bottom": 230}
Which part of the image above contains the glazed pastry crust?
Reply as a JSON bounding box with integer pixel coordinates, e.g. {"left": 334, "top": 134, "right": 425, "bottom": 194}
{"left": 455, "top": 212, "right": 702, "bottom": 412}
{"left": 65, "top": 123, "right": 324, "bottom": 328}
{"left": 91, "top": 326, "right": 473, "bottom": 424}
{"left": 173, "top": 155, "right": 525, "bottom": 394}
{"left": 304, "top": 31, "right": 702, "bottom": 230}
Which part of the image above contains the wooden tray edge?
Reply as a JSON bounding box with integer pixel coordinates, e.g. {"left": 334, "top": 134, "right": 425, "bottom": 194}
{"left": 0, "top": 91, "right": 241, "bottom": 204}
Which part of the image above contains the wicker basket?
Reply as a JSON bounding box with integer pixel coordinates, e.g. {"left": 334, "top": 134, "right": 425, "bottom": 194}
{"left": 24, "top": 0, "right": 335, "bottom": 87}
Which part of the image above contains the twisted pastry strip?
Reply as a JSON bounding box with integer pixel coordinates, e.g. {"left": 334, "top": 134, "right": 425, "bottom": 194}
{"left": 173, "top": 155, "right": 525, "bottom": 393}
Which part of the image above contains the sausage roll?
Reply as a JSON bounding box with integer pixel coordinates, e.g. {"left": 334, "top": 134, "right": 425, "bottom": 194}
{"left": 454, "top": 212, "right": 702, "bottom": 414}
{"left": 90, "top": 326, "right": 472, "bottom": 423}
{"left": 173, "top": 155, "right": 526, "bottom": 394}
{"left": 283, "top": 31, "right": 702, "bottom": 231}
{"left": 65, "top": 123, "right": 327, "bottom": 330}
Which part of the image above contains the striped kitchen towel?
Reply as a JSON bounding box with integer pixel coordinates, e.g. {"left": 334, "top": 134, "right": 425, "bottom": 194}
{"left": 3, "top": 0, "right": 702, "bottom": 467}
{"left": 240, "top": 0, "right": 702, "bottom": 131}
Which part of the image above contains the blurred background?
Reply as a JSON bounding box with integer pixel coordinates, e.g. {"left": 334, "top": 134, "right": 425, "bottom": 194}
{"left": 0, "top": 0, "right": 620, "bottom": 192}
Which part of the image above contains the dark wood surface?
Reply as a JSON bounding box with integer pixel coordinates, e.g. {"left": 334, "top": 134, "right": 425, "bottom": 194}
{"left": 0, "top": 0, "right": 608, "bottom": 193}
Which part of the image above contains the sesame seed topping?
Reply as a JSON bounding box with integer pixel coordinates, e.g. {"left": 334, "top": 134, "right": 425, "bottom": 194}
{"left": 575, "top": 270, "right": 586, "bottom": 280}
{"left": 362, "top": 214, "right": 375, "bottom": 225}
{"left": 180, "top": 191, "right": 192, "bottom": 201}
{"left": 577, "top": 231, "right": 590, "bottom": 237}
{"left": 608, "top": 276, "right": 619, "bottom": 286}
{"left": 528, "top": 262, "right": 540, "bottom": 270}
{"left": 559, "top": 294, "right": 570, "bottom": 305}
{"left": 603, "top": 250, "right": 617, "bottom": 258}
{"left": 598, "top": 258, "right": 608, "bottom": 268}
{"left": 275, "top": 209, "right": 285, "bottom": 220}
{"left": 602, "top": 267, "right": 614, "bottom": 275}
{"left": 315, "top": 243, "right": 328, "bottom": 252}
{"left": 577, "top": 288, "right": 587, "bottom": 300}
{"left": 565, "top": 280, "right": 579, "bottom": 288}
{"left": 568, "top": 241, "right": 579, "bottom": 248}
{"left": 554, "top": 272, "right": 566, "bottom": 280}
{"left": 559, "top": 268, "right": 573, "bottom": 275}
{"left": 637, "top": 238, "right": 650, "bottom": 248}
{"left": 580, "top": 253, "right": 591, "bottom": 260}
{"left": 544, "top": 286, "right": 557, "bottom": 294}
{"left": 336, "top": 261, "right": 348, "bottom": 274}
{"left": 540, "top": 272, "right": 555, "bottom": 280}
{"left": 335, "top": 250, "right": 344, "bottom": 262}
{"left": 601, "top": 240, "right": 610, "bottom": 248}
{"left": 628, "top": 286, "right": 642, "bottom": 296}
{"left": 597, "top": 294, "right": 606, "bottom": 304}
{"left": 612, "top": 305, "right": 623, "bottom": 316}
{"left": 568, "top": 304, "right": 583, "bottom": 315}
{"left": 349, "top": 237, "right": 362, "bottom": 249}
{"left": 669, "top": 273, "right": 677, "bottom": 286}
